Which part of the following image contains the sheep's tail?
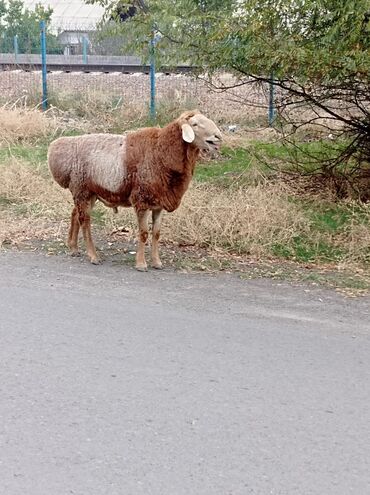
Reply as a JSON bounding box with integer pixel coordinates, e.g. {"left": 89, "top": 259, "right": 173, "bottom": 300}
{"left": 47, "top": 137, "right": 75, "bottom": 189}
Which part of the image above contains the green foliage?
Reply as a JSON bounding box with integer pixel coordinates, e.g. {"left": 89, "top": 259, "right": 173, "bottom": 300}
{"left": 272, "top": 236, "right": 344, "bottom": 263}
{"left": 271, "top": 198, "right": 369, "bottom": 264}
{"left": 0, "top": 0, "right": 62, "bottom": 54}
{"left": 0, "top": 142, "right": 48, "bottom": 165}
{"left": 86, "top": 0, "right": 369, "bottom": 78}
{"left": 195, "top": 147, "right": 253, "bottom": 183}
{"left": 88, "top": 0, "right": 370, "bottom": 191}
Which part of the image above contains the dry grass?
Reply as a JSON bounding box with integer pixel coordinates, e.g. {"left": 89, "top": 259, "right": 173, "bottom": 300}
{"left": 0, "top": 79, "right": 275, "bottom": 143}
{"left": 165, "top": 183, "right": 308, "bottom": 255}
{"left": 0, "top": 157, "right": 306, "bottom": 258}
{"left": 0, "top": 160, "right": 319, "bottom": 252}
{"left": 47, "top": 90, "right": 203, "bottom": 132}
{"left": 0, "top": 105, "right": 57, "bottom": 144}
{"left": 0, "top": 71, "right": 269, "bottom": 125}
{"left": 0, "top": 105, "right": 369, "bottom": 290}
{"left": 1, "top": 158, "right": 369, "bottom": 269}
{"left": 0, "top": 158, "right": 70, "bottom": 214}
{"left": 337, "top": 205, "right": 370, "bottom": 266}
{"left": 0, "top": 210, "right": 65, "bottom": 246}
{"left": 0, "top": 158, "right": 71, "bottom": 246}
{"left": 102, "top": 182, "right": 310, "bottom": 257}
{"left": 221, "top": 127, "right": 282, "bottom": 148}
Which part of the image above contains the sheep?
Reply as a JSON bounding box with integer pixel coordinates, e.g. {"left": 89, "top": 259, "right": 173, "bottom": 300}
{"left": 48, "top": 110, "right": 222, "bottom": 271}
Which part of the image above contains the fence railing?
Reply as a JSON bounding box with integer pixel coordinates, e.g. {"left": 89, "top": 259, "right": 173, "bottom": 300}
{"left": 0, "top": 21, "right": 276, "bottom": 126}
{"left": 0, "top": 56, "right": 193, "bottom": 75}
{"left": 0, "top": 53, "right": 142, "bottom": 66}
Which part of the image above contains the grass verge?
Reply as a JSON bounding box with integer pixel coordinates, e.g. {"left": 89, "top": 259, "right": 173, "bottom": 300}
{"left": 0, "top": 106, "right": 369, "bottom": 294}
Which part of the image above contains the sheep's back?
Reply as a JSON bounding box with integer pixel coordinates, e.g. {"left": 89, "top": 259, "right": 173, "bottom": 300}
{"left": 78, "top": 134, "right": 127, "bottom": 193}
{"left": 48, "top": 134, "right": 127, "bottom": 193}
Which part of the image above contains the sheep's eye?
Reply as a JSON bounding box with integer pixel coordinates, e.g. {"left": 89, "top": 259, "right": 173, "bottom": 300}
{"left": 192, "top": 123, "right": 198, "bottom": 127}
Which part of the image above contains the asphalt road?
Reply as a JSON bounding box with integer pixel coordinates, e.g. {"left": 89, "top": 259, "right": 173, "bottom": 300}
{"left": 0, "top": 251, "right": 369, "bottom": 495}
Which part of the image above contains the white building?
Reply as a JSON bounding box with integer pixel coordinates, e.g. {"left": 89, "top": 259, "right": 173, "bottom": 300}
{"left": 22, "top": 0, "right": 105, "bottom": 54}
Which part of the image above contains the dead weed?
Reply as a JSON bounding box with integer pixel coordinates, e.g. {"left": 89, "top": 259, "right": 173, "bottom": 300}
{"left": 1, "top": 158, "right": 369, "bottom": 271}
{"left": 0, "top": 158, "right": 71, "bottom": 217}
{"left": 167, "top": 183, "right": 308, "bottom": 256}
{"left": 0, "top": 105, "right": 57, "bottom": 144}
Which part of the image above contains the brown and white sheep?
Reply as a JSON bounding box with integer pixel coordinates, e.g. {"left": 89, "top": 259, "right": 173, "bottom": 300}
{"left": 48, "top": 110, "right": 222, "bottom": 271}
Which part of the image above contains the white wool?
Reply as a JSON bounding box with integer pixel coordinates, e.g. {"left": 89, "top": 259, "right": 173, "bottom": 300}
{"left": 79, "top": 134, "right": 127, "bottom": 193}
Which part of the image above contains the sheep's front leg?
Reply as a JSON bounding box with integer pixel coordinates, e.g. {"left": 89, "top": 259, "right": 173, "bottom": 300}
{"left": 135, "top": 209, "right": 150, "bottom": 271}
{"left": 67, "top": 206, "right": 80, "bottom": 256}
{"left": 151, "top": 209, "right": 163, "bottom": 269}
{"left": 76, "top": 197, "right": 100, "bottom": 265}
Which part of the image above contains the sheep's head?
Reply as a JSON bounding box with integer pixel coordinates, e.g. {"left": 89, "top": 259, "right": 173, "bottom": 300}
{"left": 179, "top": 111, "right": 222, "bottom": 153}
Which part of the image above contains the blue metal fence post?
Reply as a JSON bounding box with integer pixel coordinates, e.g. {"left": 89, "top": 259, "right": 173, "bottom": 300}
{"left": 40, "top": 20, "right": 48, "bottom": 111}
{"left": 268, "top": 73, "right": 275, "bottom": 127}
{"left": 82, "top": 36, "right": 88, "bottom": 64}
{"left": 149, "top": 30, "right": 156, "bottom": 122}
{"left": 14, "top": 35, "right": 18, "bottom": 63}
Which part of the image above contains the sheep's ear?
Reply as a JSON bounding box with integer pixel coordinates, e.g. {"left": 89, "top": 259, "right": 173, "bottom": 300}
{"left": 181, "top": 123, "right": 195, "bottom": 143}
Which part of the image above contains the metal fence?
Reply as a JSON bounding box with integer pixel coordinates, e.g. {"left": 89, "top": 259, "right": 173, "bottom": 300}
{"left": 0, "top": 21, "right": 275, "bottom": 125}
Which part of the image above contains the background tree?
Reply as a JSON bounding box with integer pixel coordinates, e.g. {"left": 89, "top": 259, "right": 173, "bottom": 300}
{"left": 0, "top": 0, "right": 62, "bottom": 54}
{"left": 88, "top": 0, "right": 370, "bottom": 195}
{"left": 89, "top": 1, "right": 143, "bottom": 55}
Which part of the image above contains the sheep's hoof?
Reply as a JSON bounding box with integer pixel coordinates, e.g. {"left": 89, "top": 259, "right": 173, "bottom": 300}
{"left": 90, "top": 257, "right": 101, "bottom": 265}
{"left": 152, "top": 262, "right": 163, "bottom": 270}
{"left": 135, "top": 264, "right": 148, "bottom": 272}
{"left": 70, "top": 250, "right": 80, "bottom": 257}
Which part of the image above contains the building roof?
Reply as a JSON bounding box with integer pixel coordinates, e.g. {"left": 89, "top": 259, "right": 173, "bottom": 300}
{"left": 22, "top": 0, "right": 105, "bottom": 31}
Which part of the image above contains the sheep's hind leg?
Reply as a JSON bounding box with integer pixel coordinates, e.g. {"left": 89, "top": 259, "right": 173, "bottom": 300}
{"left": 67, "top": 206, "right": 80, "bottom": 256}
{"left": 135, "top": 209, "right": 150, "bottom": 271}
{"left": 77, "top": 196, "right": 100, "bottom": 265}
{"left": 151, "top": 209, "right": 163, "bottom": 269}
